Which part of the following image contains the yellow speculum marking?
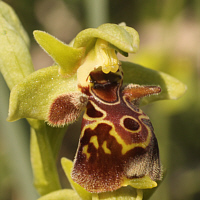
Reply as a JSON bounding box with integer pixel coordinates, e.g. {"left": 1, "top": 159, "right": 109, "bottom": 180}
{"left": 82, "top": 136, "right": 99, "bottom": 160}
{"left": 90, "top": 135, "right": 99, "bottom": 149}
{"left": 81, "top": 119, "right": 152, "bottom": 156}
{"left": 82, "top": 133, "right": 111, "bottom": 158}
{"left": 102, "top": 141, "right": 111, "bottom": 154}
{"left": 82, "top": 145, "right": 90, "bottom": 160}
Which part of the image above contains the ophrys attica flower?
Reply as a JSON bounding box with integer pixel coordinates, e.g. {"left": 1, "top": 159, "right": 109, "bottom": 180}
{"left": 6, "top": 22, "right": 186, "bottom": 198}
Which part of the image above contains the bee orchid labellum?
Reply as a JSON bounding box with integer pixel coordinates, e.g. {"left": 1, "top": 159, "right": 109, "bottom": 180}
{"left": 72, "top": 65, "right": 162, "bottom": 193}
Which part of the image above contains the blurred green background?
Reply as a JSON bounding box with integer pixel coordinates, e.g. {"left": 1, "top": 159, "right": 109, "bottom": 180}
{"left": 0, "top": 0, "right": 199, "bottom": 200}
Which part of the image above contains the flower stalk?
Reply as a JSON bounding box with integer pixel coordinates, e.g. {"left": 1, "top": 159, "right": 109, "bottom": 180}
{"left": 30, "top": 121, "right": 62, "bottom": 195}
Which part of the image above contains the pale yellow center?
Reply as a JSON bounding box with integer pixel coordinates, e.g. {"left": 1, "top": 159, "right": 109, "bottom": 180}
{"left": 77, "top": 39, "right": 120, "bottom": 87}
{"left": 96, "top": 39, "right": 120, "bottom": 74}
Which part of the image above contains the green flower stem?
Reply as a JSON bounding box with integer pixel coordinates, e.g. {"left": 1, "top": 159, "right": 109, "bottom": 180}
{"left": 30, "top": 120, "right": 62, "bottom": 196}
{"left": 46, "top": 125, "right": 68, "bottom": 159}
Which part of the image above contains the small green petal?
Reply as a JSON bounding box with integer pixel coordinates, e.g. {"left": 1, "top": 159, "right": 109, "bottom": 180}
{"left": 34, "top": 31, "right": 85, "bottom": 76}
{"left": 8, "top": 65, "right": 78, "bottom": 122}
{"left": 124, "top": 176, "right": 157, "bottom": 189}
{"left": 122, "top": 61, "right": 187, "bottom": 105}
{"left": 37, "top": 189, "right": 81, "bottom": 200}
{"left": 93, "top": 187, "right": 143, "bottom": 200}
{"left": 0, "top": 1, "right": 34, "bottom": 90}
{"left": 61, "top": 158, "right": 92, "bottom": 200}
{"left": 73, "top": 23, "right": 139, "bottom": 54}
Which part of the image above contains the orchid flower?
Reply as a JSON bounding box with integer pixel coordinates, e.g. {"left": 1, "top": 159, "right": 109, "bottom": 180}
{"left": 0, "top": 2, "right": 186, "bottom": 200}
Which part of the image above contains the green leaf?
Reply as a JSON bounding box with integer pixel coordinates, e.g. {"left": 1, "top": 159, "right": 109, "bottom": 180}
{"left": 34, "top": 31, "right": 85, "bottom": 76}
{"left": 8, "top": 65, "right": 78, "bottom": 122}
{"left": 122, "top": 61, "right": 187, "bottom": 105}
{"left": 73, "top": 23, "right": 140, "bottom": 54}
{"left": 61, "top": 158, "right": 92, "bottom": 200}
{"left": 0, "top": 1, "right": 34, "bottom": 90}
{"left": 0, "top": 1, "right": 30, "bottom": 46}
{"left": 37, "top": 189, "right": 81, "bottom": 200}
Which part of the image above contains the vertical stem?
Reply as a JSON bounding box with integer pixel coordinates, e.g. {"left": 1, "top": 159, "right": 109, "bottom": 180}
{"left": 30, "top": 121, "right": 62, "bottom": 196}
{"left": 46, "top": 125, "right": 68, "bottom": 159}
{"left": 83, "top": 0, "right": 109, "bottom": 28}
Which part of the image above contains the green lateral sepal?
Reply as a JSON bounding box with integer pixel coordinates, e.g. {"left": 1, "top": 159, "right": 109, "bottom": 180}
{"left": 7, "top": 65, "right": 82, "bottom": 126}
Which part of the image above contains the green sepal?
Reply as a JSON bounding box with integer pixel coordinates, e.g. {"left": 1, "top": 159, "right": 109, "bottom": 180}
{"left": 37, "top": 189, "right": 81, "bottom": 200}
{"left": 73, "top": 23, "right": 140, "bottom": 54}
{"left": 61, "top": 158, "right": 92, "bottom": 200}
{"left": 34, "top": 31, "right": 85, "bottom": 76}
{"left": 0, "top": 1, "right": 34, "bottom": 90}
{"left": 8, "top": 65, "right": 78, "bottom": 122}
{"left": 122, "top": 61, "right": 187, "bottom": 105}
